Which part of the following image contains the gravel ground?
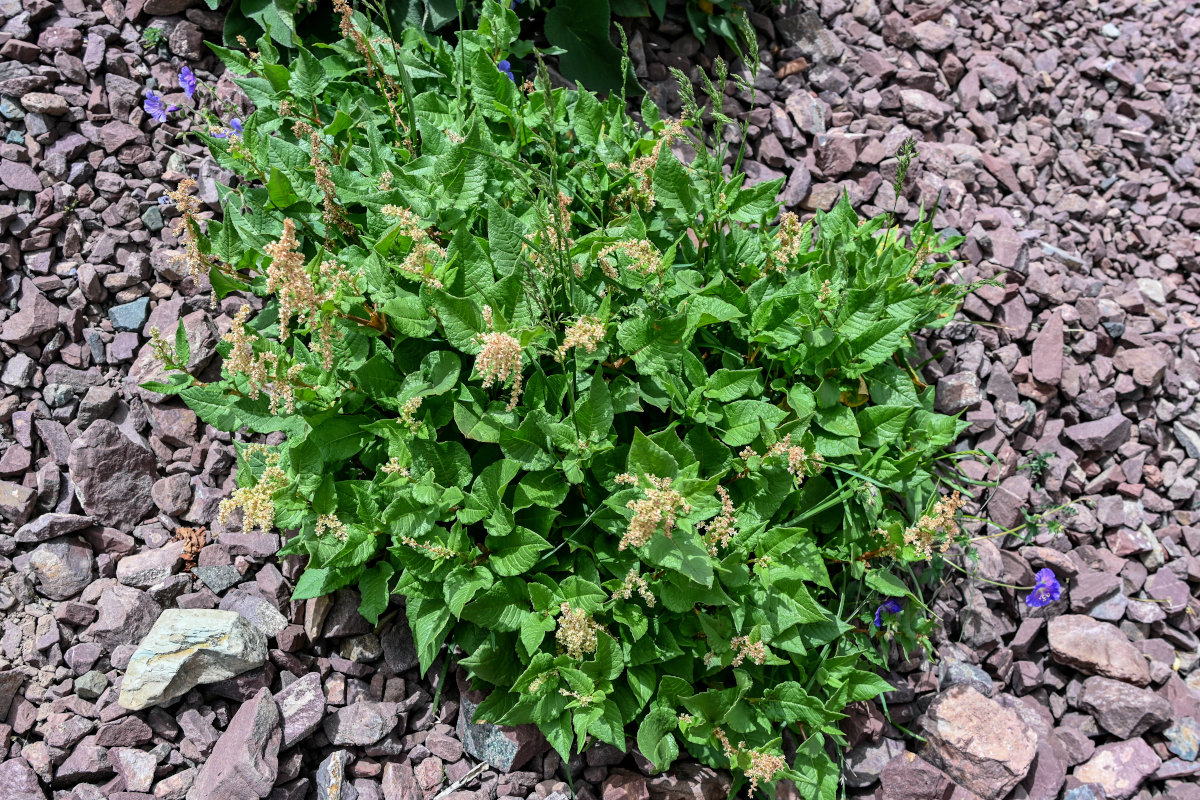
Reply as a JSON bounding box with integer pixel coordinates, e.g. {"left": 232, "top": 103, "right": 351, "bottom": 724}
{"left": 0, "top": 0, "right": 1198, "bottom": 798}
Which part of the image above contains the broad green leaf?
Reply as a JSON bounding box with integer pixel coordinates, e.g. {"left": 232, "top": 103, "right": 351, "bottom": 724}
{"left": 357, "top": 562, "right": 394, "bottom": 624}
{"left": 637, "top": 706, "right": 680, "bottom": 772}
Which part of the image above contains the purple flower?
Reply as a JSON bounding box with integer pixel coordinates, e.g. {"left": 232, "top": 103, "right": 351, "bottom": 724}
{"left": 497, "top": 59, "right": 515, "bottom": 81}
{"left": 212, "top": 118, "right": 244, "bottom": 140}
{"left": 873, "top": 598, "right": 903, "bottom": 628}
{"left": 143, "top": 91, "right": 179, "bottom": 123}
{"left": 179, "top": 65, "right": 196, "bottom": 99}
{"left": 1024, "top": 568, "right": 1061, "bottom": 608}
{"left": 509, "top": 0, "right": 523, "bottom": 9}
{"left": 157, "top": 195, "right": 171, "bottom": 206}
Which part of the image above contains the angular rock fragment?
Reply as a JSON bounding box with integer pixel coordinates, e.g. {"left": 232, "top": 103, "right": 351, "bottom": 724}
{"left": 921, "top": 686, "right": 1037, "bottom": 800}
{"left": 186, "top": 687, "right": 281, "bottom": 800}
{"left": 1047, "top": 616, "right": 1150, "bottom": 686}
{"left": 120, "top": 609, "right": 267, "bottom": 710}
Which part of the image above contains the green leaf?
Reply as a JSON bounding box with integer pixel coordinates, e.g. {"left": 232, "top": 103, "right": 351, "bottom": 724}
{"left": 514, "top": 471, "right": 569, "bottom": 510}
{"left": 572, "top": 89, "right": 605, "bottom": 148}
{"left": 627, "top": 429, "right": 678, "bottom": 479}
{"left": 290, "top": 47, "right": 329, "bottom": 100}
{"left": 486, "top": 198, "right": 525, "bottom": 277}
{"left": 703, "top": 369, "right": 761, "bottom": 402}
{"left": 720, "top": 401, "right": 787, "bottom": 447}
{"left": 653, "top": 148, "right": 700, "bottom": 220}
{"left": 173, "top": 319, "right": 191, "bottom": 367}
{"left": 544, "top": 0, "right": 626, "bottom": 92}
{"left": 410, "top": 439, "right": 473, "bottom": 487}
{"left": 431, "top": 293, "right": 486, "bottom": 352}
{"left": 865, "top": 569, "right": 911, "bottom": 598}
{"left": 487, "top": 527, "right": 551, "bottom": 576}
{"left": 637, "top": 706, "right": 680, "bottom": 772}
{"left": 407, "top": 593, "right": 453, "bottom": 675}
{"left": 617, "top": 313, "right": 690, "bottom": 377}
{"left": 575, "top": 373, "right": 613, "bottom": 440}
{"left": 858, "top": 405, "right": 913, "bottom": 448}
{"left": 382, "top": 295, "right": 438, "bottom": 338}
{"left": 358, "top": 562, "right": 395, "bottom": 624}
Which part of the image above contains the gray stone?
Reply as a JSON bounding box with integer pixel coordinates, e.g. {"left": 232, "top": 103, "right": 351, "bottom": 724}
{"left": 0, "top": 480, "right": 36, "bottom": 525}
{"left": 1078, "top": 676, "right": 1172, "bottom": 737}
{"left": 186, "top": 687, "right": 281, "bottom": 800}
{"left": 116, "top": 541, "right": 184, "bottom": 588}
{"left": 120, "top": 609, "right": 268, "bottom": 710}
{"left": 111, "top": 747, "right": 156, "bottom": 792}
{"left": 194, "top": 564, "right": 244, "bottom": 594}
{"left": 1, "top": 352, "right": 36, "bottom": 388}
{"left": 109, "top": 297, "right": 150, "bottom": 332}
{"left": 218, "top": 589, "right": 289, "bottom": 637}
{"left": 317, "top": 750, "right": 356, "bottom": 800}
{"left": 274, "top": 672, "right": 326, "bottom": 748}
{"left": 323, "top": 702, "right": 400, "bottom": 746}
{"left": 1165, "top": 717, "right": 1200, "bottom": 762}
{"left": 68, "top": 420, "right": 157, "bottom": 529}
{"left": 921, "top": 686, "right": 1038, "bottom": 800}
{"left": 845, "top": 737, "right": 906, "bottom": 787}
{"left": 1072, "top": 738, "right": 1160, "bottom": 800}
{"left": 381, "top": 621, "right": 419, "bottom": 674}
{"left": 29, "top": 536, "right": 94, "bottom": 600}
{"left": 14, "top": 513, "right": 93, "bottom": 543}
{"left": 75, "top": 670, "right": 109, "bottom": 701}
{"left": 457, "top": 673, "right": 549, "bottom": 772}
{"left": 76, "top": 386, "right": 119, "bottom": 429}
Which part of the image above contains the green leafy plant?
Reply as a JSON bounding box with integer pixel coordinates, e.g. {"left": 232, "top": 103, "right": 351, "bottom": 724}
{"left": 140, "top": 25, "right": 167, "bottom": 49}
{"left": 153, "top": 2, "right": 981, "bottom": 793}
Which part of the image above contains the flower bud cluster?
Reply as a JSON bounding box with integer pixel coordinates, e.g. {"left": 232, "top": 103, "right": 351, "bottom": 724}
{"left": 222, "top": 305, "right": 304, "bottom": 413}
{"left": 556, "top": 315, "right": 606, "bottom": 361}
{"left": 729, "top": 635, "right": 768, "bottom": 667}
{"left": 613, "top": 566, "right": 656, "bottom": 607}
{"left": 165, "top": 178, "right": 216, "bottom": 284}
{"left": 315, "top": 514, "right": 349, "bottom": 542}
{"left": 698, "top": 485, "right": 737, "bottom": 556}
{"left": 904, "top": 490, "right": 965, "bottom": 560}
{"left": 598, "top": 239, "right": 661, "bottom": 279}
{"left": 765, "top": 434, "right": 824, "bottom": 480}
{"left": 614, "top": 473, "right": 692, "bottom": 551}
{"left": 381, "top": 458, "right": 411, "bottom": 478}
{"left": 401, "top": 535, "right": 459, "bottom": 560}
{"left": 770, "top": 211, "right": 810, "bottom": 271}
{"left": 611, "top": 119, "right": 683, "bottom": 210}
{"left": 218, "top": 452, "right": 288, "bottom": 533}
{"left": 555, "top": 602, "right": 599, "bottom": 660}
{"left": 399, "top": 397, "right": 423, "bottom": 432}
{"left": 382, "top": 205, "right": 446, "bottom": 289}
{"left": 530, "top": 192, "right": 575, "bottom": 275}
{"left": 475, "top": 305, "right": 524, "bottom": 411}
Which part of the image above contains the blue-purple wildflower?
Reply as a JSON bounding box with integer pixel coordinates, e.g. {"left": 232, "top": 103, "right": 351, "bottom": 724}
{"left": 497, "top": 59, "right": 515, "bottom": 81}
{"left": 509, "top": 0, "right": 523, "bottom": 9}
{"left": 1024, "top": 568, "right": 1061, "bottom": 608}
{"left": 143, "top": 91, "right": 179, "bottom": 123}
{"left": 873, "top": 598, "right": 903, "bottom": 628}
{"left": 212, "top": 118, "right": 244, "bottom": 140}
{"left": 179, "top": 65, "right": 196, "bottom": 99}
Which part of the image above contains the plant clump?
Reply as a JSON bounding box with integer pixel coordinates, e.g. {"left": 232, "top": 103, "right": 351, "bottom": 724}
{"left": 148, "top": 3, "right": 981, "bottom": 794}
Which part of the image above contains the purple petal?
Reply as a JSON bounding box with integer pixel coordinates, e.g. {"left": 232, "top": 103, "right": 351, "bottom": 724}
{"left": 230, "top": 118, "right": 243, "bottom": 136}
{"left": 179, "top": 65, "right": 196, "bottom": 99}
